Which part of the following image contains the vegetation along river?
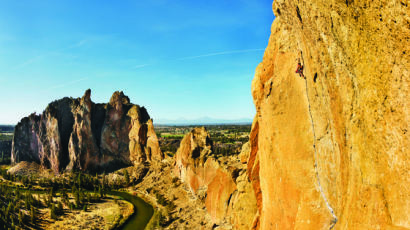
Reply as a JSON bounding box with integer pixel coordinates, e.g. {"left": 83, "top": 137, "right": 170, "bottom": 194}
{"left": 4, "top": 184, "right": 154, "bottom": 230}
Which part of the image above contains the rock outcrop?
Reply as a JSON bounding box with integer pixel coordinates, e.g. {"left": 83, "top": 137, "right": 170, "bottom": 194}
{"left": 12, "top": 90, "right": 163, "bottom": 173}
{"left": 226, "top": 141, "right": 259, "bottom": 230}
{"left": 11, "top": 113, "right": 42, "bottom": 164}
{"left": 12, "top": 98, "right": 74, "bottom": 173}
{"left": 128, "top": 106, "right": 163, "bottom": 164}
{"left": 250, "top": 0, "right": 409, "bottom": 229}
{"left": 174, "top": 128, "right": 258, "bottom": 227}
{"left": 67, "top": 89, "right": 100, "bottom": 172}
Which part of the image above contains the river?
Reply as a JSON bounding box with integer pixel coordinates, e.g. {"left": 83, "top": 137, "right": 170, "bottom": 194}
{"left": 109, "top": 191, "right": 154, "bottom": 230}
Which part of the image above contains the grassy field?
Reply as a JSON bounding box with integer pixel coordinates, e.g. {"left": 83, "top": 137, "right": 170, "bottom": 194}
{"left": 155, "top": 124, "right": 251, "bottom": 156}
{"left": 0, "top": 133, "right": 13, "bottom": 141}
{"left": 159, "top": 133, "right": 185, "bottom": 138}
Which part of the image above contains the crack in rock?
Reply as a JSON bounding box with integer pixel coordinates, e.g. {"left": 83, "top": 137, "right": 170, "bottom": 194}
{"left": 304, "top": 78, "right": 338, "bottom": 229}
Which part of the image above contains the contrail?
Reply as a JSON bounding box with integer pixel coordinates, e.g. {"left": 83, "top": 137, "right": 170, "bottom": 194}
{"left": 48, "top": 77, "right": 89, "bottom": 90}
{"left": 13, "top": 55, "right": 43, "bottom": 69}
{"left": 132, "top": 64, "right": 151, "bottom": 69}
{"left": 129, "top": 48, "right": 265, "bottom": 70}
{"left": 176, "top": 48, "right": 265, "bottom": 61}
{"left": 12, "top": 39, "right": 88, "bottom": 70}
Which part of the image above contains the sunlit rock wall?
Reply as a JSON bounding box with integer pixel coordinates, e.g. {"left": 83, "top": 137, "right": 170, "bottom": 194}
{"left": 250, "top": 0, "right": 409, "bottom": 229}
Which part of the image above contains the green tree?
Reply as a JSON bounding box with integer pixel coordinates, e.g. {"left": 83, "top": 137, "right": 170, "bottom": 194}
{"left": 57, "top": 202, "right": 63, "bottom": 213}
{"left": 124, "top": 169, "right": 130, "bottom": 186}
{"left": 1, "top": 151, "right": 4, "bottom": 163}
{"left": 30, "top": 207, "right": 35, "bottom": 223}
{"left": 72, "top": 184, "right": 77, "bottom": 194}
{"left": 102, "top": 172, "right": 107, "bottom": 189}
{"left": 50, "top": 204, "right": 57, "bottom": 220}
{"left": 50, "top": 187, "right": 54, "bottom": 197}
{"left": 99, "top": 186, "right": 103, "bottom": 199}
{"left": 87, "top": 193, "right": 91, "bottom": 203}
{"left": 77, "top": 172, "right": 82, "bottom": 188}
{"left": 74, "top": 191, "right": 80, "bottom": 208}
{"left": 80, "top": 191, "right": 85, "bottom": 204}
{"left": 18, "top": 210, "right": 24, "bottom": 225}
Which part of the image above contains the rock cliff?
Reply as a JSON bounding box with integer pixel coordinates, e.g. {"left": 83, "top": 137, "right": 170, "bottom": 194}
{"left": 11, "top": 89, "right": 163, "bottom": 173}
{"left": 250, "top": 0, "right": 409, "bottom": 229}
{"left": 174, "top": 128, "right": 258, "bottom": 228}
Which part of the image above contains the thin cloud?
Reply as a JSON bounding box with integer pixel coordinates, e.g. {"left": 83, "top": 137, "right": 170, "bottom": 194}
{"left": 64, "top": 39, "right": 87, "bottom": 50}
{"left": 176, "top": 48, "right": 265, "bottom": 61}
{"left": 13, "top": 55, "right": 44, "bottom": 69}
{"left": 12, "top": 39, "right": 88, "bottom": 70}
{"left": 48, "top": 77, "right": 89, "bottom": 90}
{"left": 132, "top": 64, "right": 151, "bottom": 69}
{"left": 130, "top": 48, "right": 265, "bottom": 69}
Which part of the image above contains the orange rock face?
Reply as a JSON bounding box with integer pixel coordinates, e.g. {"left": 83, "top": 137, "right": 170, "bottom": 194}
{"left": 250, "top": 0, "right": 409, "bottom": 229}
{"left": 128, "top": 107, "right": 163, "bottom": 164}
{"left": 248, "top": 118, "right": 262, "bottom": 226}
{"left": 174, "top": 127, "right": 213, "bottom": 191}
{"left": 228, "top": 142, "right": 259, "bottom": 230}
{"left": 205, "top": 168, "right": 237, "bottom": 222}
{"left": 175, "top": 128, "right": 256, "bottom": 225}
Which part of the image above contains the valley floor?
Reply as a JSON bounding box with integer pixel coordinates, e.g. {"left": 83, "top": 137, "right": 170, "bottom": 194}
{"left": 0, "top": 164, "right": 134, "bottom": 230}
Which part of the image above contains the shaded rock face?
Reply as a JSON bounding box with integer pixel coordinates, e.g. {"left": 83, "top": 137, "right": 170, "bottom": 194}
{"left": 100, "top": 91, "right": 133, "bottom": 170}
{"left": 250, "top": 0, "right": 409, "bottom": 229}
{"left": 12, "top": 114, "right": 42, "bottom": 164}
{"left": 174, "top": 128, "right": 257, "bottom": 226}
{"left": 12, "top": 98, "right": 74, "bottom": 173}
{"left": 12, "top": 90, "right": 163, "bottom": 173}
{"left": 67, "top": 89, "right": 100, "bottom": 171}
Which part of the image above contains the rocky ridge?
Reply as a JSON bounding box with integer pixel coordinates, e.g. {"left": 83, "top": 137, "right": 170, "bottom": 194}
{"left": 11, "top": 89, "right": 163, "bottom": 173}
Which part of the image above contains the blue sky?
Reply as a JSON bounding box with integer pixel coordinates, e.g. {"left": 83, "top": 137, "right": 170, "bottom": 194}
{"left": 0, "top": 0, "right": 274, "bottom": 124}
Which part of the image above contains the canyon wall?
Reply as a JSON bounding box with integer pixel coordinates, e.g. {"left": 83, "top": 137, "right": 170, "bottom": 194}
{"left": 174, "top": 127, "right": 258, "bottom": 228}
{"left": 250, "top": 0, "right": 409, "bottom": 229}
{"left": 11, "top": 89, "right": 163, "bottom": 173}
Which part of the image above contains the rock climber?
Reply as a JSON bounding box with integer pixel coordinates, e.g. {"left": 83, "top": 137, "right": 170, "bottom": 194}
{"left": 295, "top": 59, "right": 305, "bottom": 79}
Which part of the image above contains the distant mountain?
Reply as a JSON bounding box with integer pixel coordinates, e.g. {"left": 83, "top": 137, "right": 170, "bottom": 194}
{"left": 155, "top": 117, "right": 253, "bottom": 125}
{"left": 0, "top": 125, "right": 14, "bottom": 132}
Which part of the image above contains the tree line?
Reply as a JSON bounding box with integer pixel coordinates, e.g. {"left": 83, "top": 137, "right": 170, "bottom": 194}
{"left": 0, "top": 168, "right": 132, "bottom": 229}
